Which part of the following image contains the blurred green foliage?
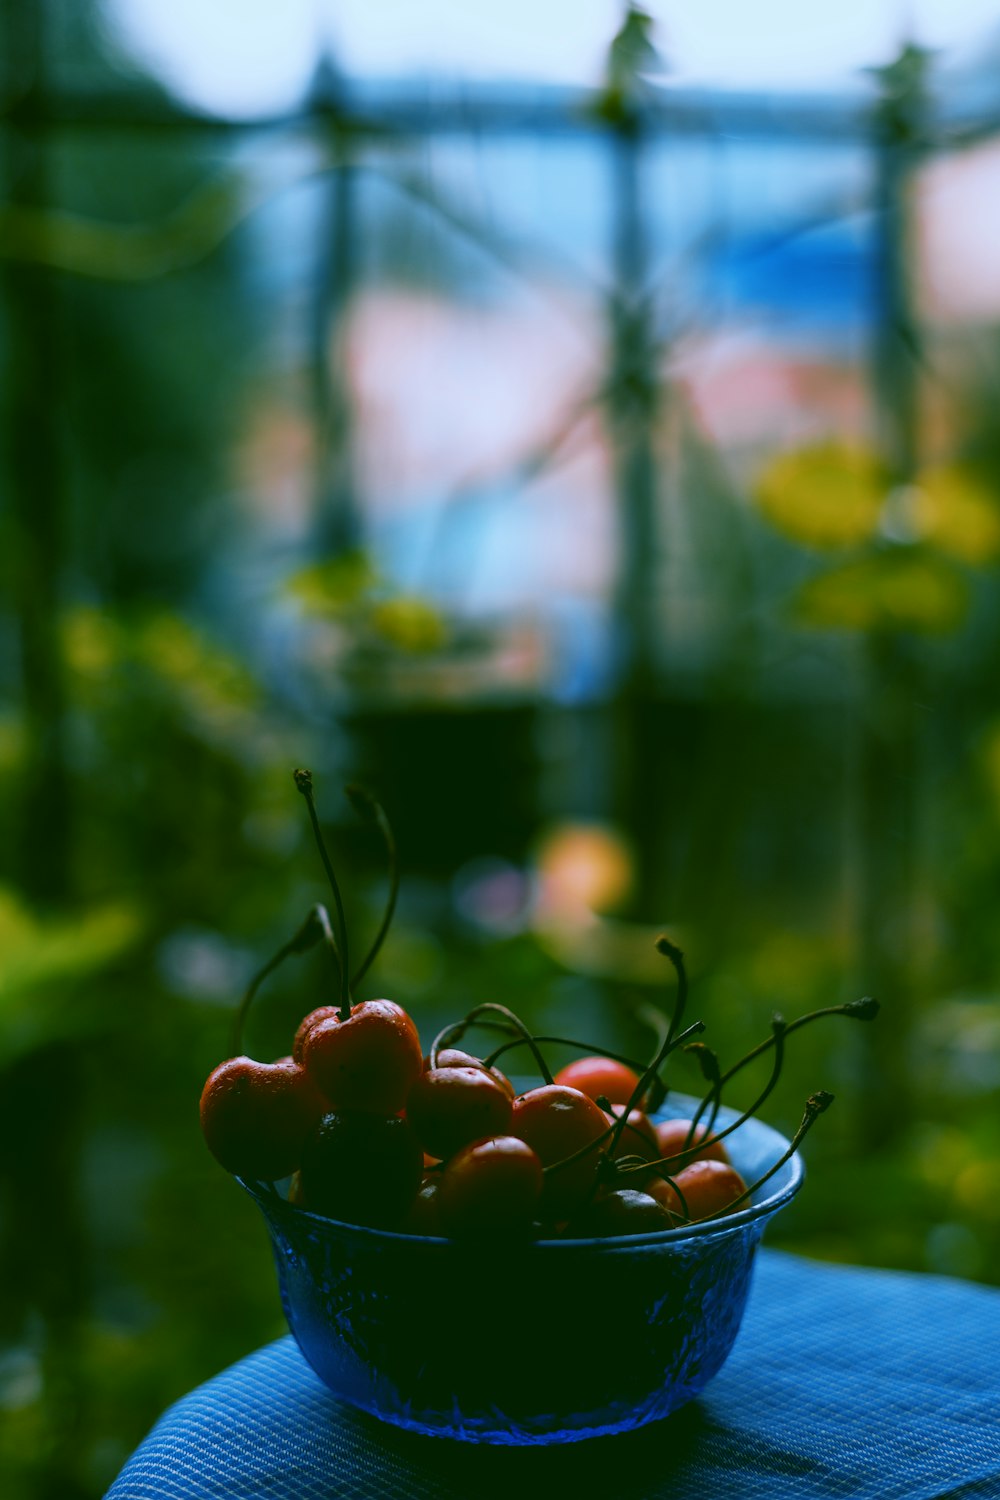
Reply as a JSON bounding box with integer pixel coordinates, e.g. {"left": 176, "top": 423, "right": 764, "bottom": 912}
{"left": 287, "top": 551, "right": 448, "bottom": 652}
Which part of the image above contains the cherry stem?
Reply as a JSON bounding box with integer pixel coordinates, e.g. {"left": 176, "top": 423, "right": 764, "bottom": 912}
{"left": 718, "top": 1018, "right": 781, "bottom": 1141}
{"left": 482, "top": 1029, "right": 653, "bottom": 1079}
{"left": 717, "top": 997, "right": 879, "bottom": 1094}
{"left": 431, "top": 1003, "right": 555, "bottom": 1084}
{"left": 294, "top": 768, "right": 352, "bottom": 1021}
{"left": 542, "top": 1116, "right": 620, "bottom": 1177}
{"left": 682, "top": 997, "right": 877, "bottom": 1146}
{"left": 604, "top": 943, "right": 695, "bottom": 1162}
{"left": 429, "top": 1020, "right": 458, "bottom": 1069}
{"left": 656, "top": 934, "right": 687, "bottom": 1047}
{"left": 693, "top": 1090, "right": 835, "bottom": 1225}
{"left": 694, "top": 1016, "right": 785, "bottom": 1145}
{"left": 618, "top": 1016, "right": 789, "bottom": 1181}
{"left": 636, "top": 1002, "right": 671, "bottom": 1112}
{"left": 705, "top": 1085, "right": 724, "bottom": 1142}
{"left": 654, "top": 1171, "right": 690, "bottom": 1223}
{"left": 229, "top": 903, "right": 339, "bottom": 1056}
{"left": 595, "top": 1095, "right": 663, "bottom": 1159}
{"left": 344, "top": 783, "right": 398, "bottom": 989}
{"left": 682, "top": 1043, "right": 721, "bottom": 1150}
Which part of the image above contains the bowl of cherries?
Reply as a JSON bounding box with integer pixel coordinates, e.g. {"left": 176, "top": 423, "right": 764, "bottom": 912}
{"left": 199, "top": 771, "right": 878, "bottom": 1446}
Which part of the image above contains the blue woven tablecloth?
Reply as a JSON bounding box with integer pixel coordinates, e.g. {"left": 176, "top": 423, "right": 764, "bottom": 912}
{"left": 107, "top": 1250, "right": 1000, "bottom": 1500}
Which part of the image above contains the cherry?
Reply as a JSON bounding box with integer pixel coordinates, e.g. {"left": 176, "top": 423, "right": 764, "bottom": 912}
{"left": 292, "top": 1005, "right": 340, "bottom": 1064}
{"left": 553, "top": 1055, "right": 641, "bottom": 1107}
{"left": 427, "top": 1046, "right": 478, "bottom": 1070}
{"left": 657, "top": 1159, "right": 748, "bottom": 1222}
{"left": 199, "top": 1056, "right": 327, "bottom": 1181}
{"left": 406, "top": 1065, "right": 513, "bottom": 1161}
{"left": 301, "top": 998, "right": 423, "bottom": 1115}
{"left": 437, "top": 1136, "right": 542, "bottom": 1238}
{"left": 427, "top": 1047, "right": 515, "bottom": 1099}
{"left": 576, "top": 1188, "right": 676, "bottom": 1237}
{"left": 404, "top": 1176, "right": 443, "bottom": 1235}
{"left": 511, "top": 1084, "right": 609, "bottom": 1219}
{"left": 654, "top": 1117, "right": 730, "bottom": 1166}
{"left": 299, "top": 1110, "right": 423, "bottom": 1228}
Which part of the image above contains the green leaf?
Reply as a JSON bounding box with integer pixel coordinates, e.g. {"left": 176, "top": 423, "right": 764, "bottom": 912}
{"left": 134, "top": 613, "right": 257, "bottom": 717}
{"left": 793, "top": 550, "right": 968, "bottom": 634}
{"left": 0, "top": 712, "right": 26, "bottom": 777}
{"left": 61, "top": 607, "right": 258, "bottom": 744}
{"left": 284, "top": 552, "right": 448, "bottom": 654}
{"left": 912, "top": 465, "right": 1000, "bottom": 565}
{"left": 62, "top": 605, "right": 122, "bottom": 678}
{"left": 0, "top": 889, "right": 144, "bottom": 1065}
{"left": 368, "top": 597, "right": 447, "bottom": 653}
{"left": 754, "top": 442, "right": 887, "bottom": 550}
{"left": 285, "top": 551, "right": 379, "bottom": 616}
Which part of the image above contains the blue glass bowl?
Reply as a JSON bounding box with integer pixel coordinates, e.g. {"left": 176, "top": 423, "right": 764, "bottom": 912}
{"left": 239, "top": 1093, "right": 802, "bottom": 1445}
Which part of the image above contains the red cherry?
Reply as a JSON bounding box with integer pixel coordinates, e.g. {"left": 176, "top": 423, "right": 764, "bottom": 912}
{"left": 299, "top": 1110, "right": 423, "bottom": 1228}
{"left": 511, "top": 1084, "right": 609, "bottom": 1218}
{"left": 406, "top": 1066, "right": 513, "bottom": 1161}
{"left": 658, "top": 1159, "right": 748, "bottom": 1222}
{"left": 437, "top": 1136, "right": 542, "bottom": 1238}
{"left": 425, "top": 1047, "right": 515, "bottom": 1099}
{"left": 553, "top": 1056, "right": 641, "bottom": 1106}
{"left": 292, "top": 1005, "right": 340, "bottom": 1064}
{"left": 654, "top": 1117, "right": 730, "bottom": 1167}
{"left": 426, "top": 1047, "right": 477, "bottom": 1069}
{"left": 577, "top": 1187, "right": 676, "bottom": 1237}
{"left": 404, "top": 1176, "right": 443, "bottom": 1235}
{"left": 199, "top": 1056, "right": 327, "bottom": 1181}
{"left": 301, "top": 999, "right": 423, "bottom": 1114}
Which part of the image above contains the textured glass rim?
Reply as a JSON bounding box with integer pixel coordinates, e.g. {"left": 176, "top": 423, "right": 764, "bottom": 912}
{"left": 238, "top": 1092, "right": 805, "bottom": 1251}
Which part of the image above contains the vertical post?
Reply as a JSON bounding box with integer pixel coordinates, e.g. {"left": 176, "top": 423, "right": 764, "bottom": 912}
{"left": 855, "top": 47, "right": 928, "bottom": 1144}
{"left": 610, "top": 118, "right": 658, "bottom": 691}
{"left": 608, "top": 109, "right": 663, "bottom": 906}
{"left": 311, "top": 72, "right": 361, "bottom": 557}
{"left": 872, "top": 49, "right": 922, "bottom": 483}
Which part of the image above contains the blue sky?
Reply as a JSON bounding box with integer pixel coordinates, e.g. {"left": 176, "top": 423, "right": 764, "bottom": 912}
{"left": 110, "top": 0, "right": 1000, "bottom": 117}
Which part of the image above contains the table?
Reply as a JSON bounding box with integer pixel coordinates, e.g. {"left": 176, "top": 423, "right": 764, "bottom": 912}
{"left": 106, "top": 1250, "right": 1000, "bottom": 1500}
